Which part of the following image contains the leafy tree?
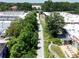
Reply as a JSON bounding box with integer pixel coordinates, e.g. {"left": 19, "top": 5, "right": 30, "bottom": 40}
{"left": 0, "top": 2, "right": 32, "bottom": 11}
{"left": 46, "top": 12, "right": 65, "bottom": 37}
{"left": 6, "top": 19, "right": 22, "bottom": 37}
{"left": 9, "top": 23, "right": 38, "bottom": 58}
{"left": 41, "top": 1, "right": 54, "bottom": 12}
{"left": 23, "top": 11, "right": 38, "bottom": 31}
{"left": 52, "top": 38, "right": 62, "bottom": 45}
{"left": 10, "top": 43, "right": 24, "bottom": 57}
{"left": 42, "top": 1, "right": 79, "bottom": 11}
{"left": 7, "top": 37, "right": 17, "bottom": 50}
{"left": 17, "top": 2, "right": 32, "bottom": 11}
{"left": 21, "top": 49, "right": 37, "bottom": 58}
{"left": 7, "top": 11, "right": 38, "bottom": 58}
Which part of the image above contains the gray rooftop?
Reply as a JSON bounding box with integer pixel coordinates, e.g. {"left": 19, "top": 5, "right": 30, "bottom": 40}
{"left": 0, "top": 11, "right": 25, "bottom": 16}
{"left": 0, "top": 43, "right": 6, "bottom": 53}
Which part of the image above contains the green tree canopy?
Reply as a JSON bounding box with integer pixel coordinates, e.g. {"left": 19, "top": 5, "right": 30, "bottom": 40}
{"left": 46, "top": 12, "right": 65, "bottom": 37}
{"left": 7, "top": 11, "right": 38, "bottom": 58}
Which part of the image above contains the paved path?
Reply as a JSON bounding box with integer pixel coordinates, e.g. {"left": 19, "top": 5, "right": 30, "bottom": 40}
{"left": 37, "top": 13, "right": 44, "bottom": 58}
{"left": 48, "top": 42, "right": 59, "bottom": 58}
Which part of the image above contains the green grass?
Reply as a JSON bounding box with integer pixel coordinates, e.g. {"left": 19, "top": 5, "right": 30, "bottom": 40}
{"left": 51, "top": 45, "right": 65, "bottom": 58}
{"left": 44, "top": 32, "right": 54, "bottom": 58}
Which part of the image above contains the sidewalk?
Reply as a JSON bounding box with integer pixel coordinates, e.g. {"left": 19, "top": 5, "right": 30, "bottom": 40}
{"left": 37, "top": 13, "right": 44, "bottom": 58}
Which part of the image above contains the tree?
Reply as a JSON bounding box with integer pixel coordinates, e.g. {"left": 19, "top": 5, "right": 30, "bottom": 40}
{"left": 17, "top": 2, "right": 32, "bottom": 11}
{"left": 52, "top": 38, "right": 62, "bottom": 45}
{"left": 7, "top": 11, "right": 38, "bottom": 58}
{"left": 10, "top": 43, "right": 24, "bottom": 57}
{"left": 9, "top": 23, "right": 38, "bottom": 58}
{"left": 7, "top": 37, "right": 17, "bottom": 50}
{"left": 46, "top": 12, "right": 65, "bottom": 37}
{"left": 22, "top": 49, "right": 37, "bottom": 58}
{"left": 41, "top": 1, "right": 54, "bottom": 12}
{"left": 6, "top": 19, "right": 22, "bottom": 37}
{"left": 23, "top": 11, "right": 38, "bottom": 31}
{"left": 0, "top": 2, "right": 32, "bottom": 11}
{"left": 42, "top": 1, "right": 79, "bottom": 11}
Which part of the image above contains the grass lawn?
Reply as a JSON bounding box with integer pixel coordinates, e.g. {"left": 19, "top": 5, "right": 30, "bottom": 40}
{"left": 51, "top": 45, "right": 65, "bottom": 58}
{"left": 44, "top": 32, "right": 54, "bottom": 58}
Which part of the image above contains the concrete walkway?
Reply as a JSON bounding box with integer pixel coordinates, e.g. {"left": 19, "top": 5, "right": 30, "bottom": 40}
{"left": 48, "top": 42, "right": 60, "bottom": 58}
{"left": 37, "top": 13, "right": 44, "bottom": 58}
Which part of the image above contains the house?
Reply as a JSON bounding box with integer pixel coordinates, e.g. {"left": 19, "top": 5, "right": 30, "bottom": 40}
{"left": 10, "top": 6, "right": 17, "bottom": 11}
{"left": 32, "top": 3, "right": 42, "bottom": 10}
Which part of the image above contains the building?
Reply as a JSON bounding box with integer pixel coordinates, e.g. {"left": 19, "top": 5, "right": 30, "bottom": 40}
{"left": 0, "top": 11, "right": 27, "bottom": 21}
{"left": 60, "top": 12, "right": 79, "bottom": 49}
{"left": 0, "top": 43, "right": 8, "bottom": 58}
{"left": 10, "top": 6, "right": 17, "bottom": 11}
{"left": 43, "top": 12, "right": 52, "bottom": 16}
{"left": 0, "top": 11, "right": 27, "bottom": 37}
{"left": 32, "top": 3, "right": 41, "bottom": 10}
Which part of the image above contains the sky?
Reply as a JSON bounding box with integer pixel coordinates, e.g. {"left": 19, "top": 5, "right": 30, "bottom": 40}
{"left": 0, "top": 0, "right": 79, "bottom": 3}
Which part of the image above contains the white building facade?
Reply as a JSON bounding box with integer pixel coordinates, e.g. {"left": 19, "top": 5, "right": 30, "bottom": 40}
{"left": 60, "top": 12, "right": 79, "bottom": 49}
{"left": 0, "top": 11, "right": 27, "bottom": 36}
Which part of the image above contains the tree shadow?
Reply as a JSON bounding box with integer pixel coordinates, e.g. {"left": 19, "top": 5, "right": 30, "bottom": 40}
{"left": 57, "top": 29, "right": 69, "bottom": 39}
{"left": 37, "top": 47, "right": 41, "bottom": 49}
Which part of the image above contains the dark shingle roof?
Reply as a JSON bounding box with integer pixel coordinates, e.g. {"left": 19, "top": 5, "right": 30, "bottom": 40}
{"left": 0, "top": 43, "right": 6, "bottom": 53}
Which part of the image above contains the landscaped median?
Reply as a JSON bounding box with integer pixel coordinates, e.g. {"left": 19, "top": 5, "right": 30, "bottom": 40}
{"left": 44, "top": 32, "right": 55, "bottom": 58}
{"left": 39, "top": 14, "right": 54, "bottom": 58}
{"left": 39, "top": 13, "right": 65, "bottom": 58}
{"left": 44, "top": 32, "right": 65, "bottom": 58}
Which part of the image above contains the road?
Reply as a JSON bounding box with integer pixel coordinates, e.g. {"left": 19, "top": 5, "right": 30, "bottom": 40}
{"left": 37, "top": 13, "right": 44, "bottom": 58}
